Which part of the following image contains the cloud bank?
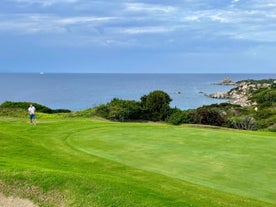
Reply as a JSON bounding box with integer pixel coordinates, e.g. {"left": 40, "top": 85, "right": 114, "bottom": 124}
{"left": 0, "top": 0, "right": 275, "bottom": 73}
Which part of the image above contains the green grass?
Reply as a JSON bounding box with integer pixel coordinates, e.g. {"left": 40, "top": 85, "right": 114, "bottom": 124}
{"left": 0, "top": 116, "right": 275, "bottom": 207}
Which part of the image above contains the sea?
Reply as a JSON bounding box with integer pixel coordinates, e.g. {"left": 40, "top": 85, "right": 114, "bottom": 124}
{"left": 0, "top": 73, "right": 275, "bottom": 111}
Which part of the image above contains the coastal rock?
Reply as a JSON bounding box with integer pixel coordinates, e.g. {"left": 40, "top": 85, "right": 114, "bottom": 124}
{"left": 208, "top": 92, "right": 229, "bottom": 99}
{"left": 216, "top": 77, "right": 236, "bottom": 85}
{"left": 207, "top": 79, "right": 274, "bottom": 107}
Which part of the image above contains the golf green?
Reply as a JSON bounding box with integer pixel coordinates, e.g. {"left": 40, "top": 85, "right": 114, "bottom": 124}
{"left": 0, "top": 118, "right": 275, "bottom": 206}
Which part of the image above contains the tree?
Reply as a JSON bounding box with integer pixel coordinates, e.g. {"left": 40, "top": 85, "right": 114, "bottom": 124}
{"left": 141, "top": 90, "right": 172, "bottom": 121}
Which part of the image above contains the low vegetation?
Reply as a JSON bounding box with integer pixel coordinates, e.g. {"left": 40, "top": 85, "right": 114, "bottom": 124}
{"left": 1, "top": 79, "right": 275, "bottom": 131}
{"left": 93, "top": 79, "right": 276, "bottom": 131}
{"left": 0, "top": 101, "right": 71, "bottom": 114}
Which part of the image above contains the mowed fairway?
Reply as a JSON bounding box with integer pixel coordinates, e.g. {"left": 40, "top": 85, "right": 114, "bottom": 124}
{"left": 0, "top": 117, "right": 276, "bottom": 207}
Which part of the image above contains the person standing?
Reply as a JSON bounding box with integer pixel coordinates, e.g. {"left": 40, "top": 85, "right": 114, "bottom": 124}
{"left": 28, "top": 104, "right": 36, "bottom": 125}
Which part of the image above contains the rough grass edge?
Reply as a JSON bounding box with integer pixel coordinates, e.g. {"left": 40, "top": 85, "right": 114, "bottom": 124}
{"left": 0, "top": 179, "right": 67, "bottom": 207}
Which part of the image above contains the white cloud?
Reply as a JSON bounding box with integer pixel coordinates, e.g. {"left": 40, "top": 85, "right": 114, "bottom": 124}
{"left": 0, "top": 14, "right": 118, "bottom": 34}
{"left": 120, "top": 26, "right": 174, "bottom": 34}
{"left": 250, "top": 0, "right": 276, "bottom": 9}
{"left": 206, "top": 13, "right": 230, "bottom": 23}
{"left": 13, "top": 0, "right": 78, "bottom": 6}
{"left": 183, "top": 15, "right": 201, "bottom": 22}
{"left": 1, "top": 0, "right": 276, "bottom": 45}
{"left": 124, "top": 3, "right": 177, "bottom": 14}
{"left": 56, "top": 16, "right": 118, "bottom": 25}
{"left": 231, "top": 30, "right": 276, "bottom": 42}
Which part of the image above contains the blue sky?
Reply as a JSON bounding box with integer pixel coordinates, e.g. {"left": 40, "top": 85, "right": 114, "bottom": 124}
{"left": 0, "top": 0, "right": 275, "bottom": 73}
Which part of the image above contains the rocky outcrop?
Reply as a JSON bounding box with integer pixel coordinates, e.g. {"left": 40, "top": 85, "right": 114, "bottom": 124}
{"left": 208, "top": 92, "right": 229, "bottom": 99}
{"left": 228, "top": 81, "right": 273, "bottom": 106}
{"left": 216, "top": 77, "right": 236, "bottom": 85}
{"left": 207, "top": 80, "right": 274, "bottom": 107}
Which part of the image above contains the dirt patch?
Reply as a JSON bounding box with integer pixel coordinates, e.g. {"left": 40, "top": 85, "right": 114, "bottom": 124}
{"left": 0, "top": 192, "right": 38, "bottom": 207}
{"left": 0, "top": 179, "right": 67, "bottom": 207}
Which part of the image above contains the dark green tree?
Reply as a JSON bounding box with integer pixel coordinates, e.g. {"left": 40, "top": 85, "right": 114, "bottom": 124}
{"left": 141, "top": 90, "right": 172, "bottom": 121}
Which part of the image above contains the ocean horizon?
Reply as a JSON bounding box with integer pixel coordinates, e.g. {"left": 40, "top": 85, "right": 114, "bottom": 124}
{"left": 0, "top": 73, "right": 275, "bottom": 111}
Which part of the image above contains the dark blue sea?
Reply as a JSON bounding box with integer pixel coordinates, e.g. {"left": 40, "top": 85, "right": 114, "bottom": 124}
{"left": 0, "top": 73, "right": 275, "bottom": 111}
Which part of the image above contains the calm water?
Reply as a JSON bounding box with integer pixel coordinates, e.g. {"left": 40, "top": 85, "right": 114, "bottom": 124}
{"left": 0, "top": 73, "right": 275, "bottom": 110}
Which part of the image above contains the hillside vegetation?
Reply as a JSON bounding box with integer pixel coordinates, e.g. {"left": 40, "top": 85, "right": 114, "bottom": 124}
{"left": 1, "top": 79, "right": 275, "bottom": 131}
{"left": 94, "top": 79, "right": 276, "bottom": 131}
{"left": 0, "top": 115, "right": 275, "bottom": 206}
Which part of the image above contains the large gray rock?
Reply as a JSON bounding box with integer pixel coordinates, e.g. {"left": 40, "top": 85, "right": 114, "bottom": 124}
{"left": 216, "top": 77, "right": 236, "bottom": 85}
{"left": 208, "top": 92, "right": 229, "bottom": 99}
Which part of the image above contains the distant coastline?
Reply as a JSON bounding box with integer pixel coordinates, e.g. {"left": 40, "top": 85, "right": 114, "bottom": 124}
{"left": 207, "top": 78, "right": 276, "bottom": 106}
{"left": 0, "top": 73, "right": 275, "bottom": 110}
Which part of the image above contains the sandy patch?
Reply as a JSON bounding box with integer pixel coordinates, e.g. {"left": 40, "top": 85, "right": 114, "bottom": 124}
{"left": 0, "top": 192, "right": 37, "bottom": 207}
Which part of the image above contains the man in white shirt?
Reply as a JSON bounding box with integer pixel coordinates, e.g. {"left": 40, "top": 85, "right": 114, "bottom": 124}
{"left": 28, "top": 104, "right": 36, "bottom": 125}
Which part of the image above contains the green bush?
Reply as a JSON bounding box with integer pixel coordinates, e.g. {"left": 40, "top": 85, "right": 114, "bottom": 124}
{"left": 189, "top": 107, "right": 226, "bottom": 126}
{"left": 94, "top": 90, "right": 173, "bottom": 122}
{"left": 70, "top": 108, "right": 96, "bottom": 118}
{"left": 255, "top": 108, "right": 274, "bottom": 119}
{"left": 95, "top": 104, "right": 109, "bottom": 118}
{"left": 109, "top": 99, "right": 142, "bottom": 121}
{"left": 229, "top": 116, "right": 257, "bottom": 130}
{"left": 0, "top": 101, "right": 71, "bottom": 114}
{"left": 256, "top": 115, "right": 276, "bottom": 129}
{"left": 166, "top": 109, "right": 191, "bottom": 125}
{"left": 268, "top": 123, "right": 276, "bottom": 132}
{"left": 95, "top": 99, "right": 142, "bottom": 122}
{"left": 251, "top": 88, "right": 276, "bottom": 105}
{"left": 141, "top": 90, "right": 172, "bottom": 121}
{"left": 0, "top": 108, "right": 27, "bottom": 118}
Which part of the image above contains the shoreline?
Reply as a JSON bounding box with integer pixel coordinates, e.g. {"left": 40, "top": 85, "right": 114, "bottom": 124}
{"left": 206, "top": 78, "right": 276, "bottom": 107}
{"left": 0, "top": 74, "right": 275, "bottom": 111}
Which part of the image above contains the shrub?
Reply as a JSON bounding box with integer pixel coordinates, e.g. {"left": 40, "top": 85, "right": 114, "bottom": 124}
{"left": 166, "top": 109, "right": 191, "bottom": 125}
{"left": 251, "top": 88, "right": 276, "bottom": 105}
{"left": 268, "top": 123, "right": 276, "bottom": 132}
{"left": 0, "top": 108, "right": 27, "bottom": 118}
{"left": 256, "top": 115, "right": 276, "bottom": 129}
{"left": 72, "top": 108, "right": 96, "bottom": 118}
{"left": 95, "top": 99, "right": 142, "bottom": 122}
{"left": 95, "top": 90, "right": 173, "bottom": 122}
{"left": 229, "top": 116, "right": 257, "bottom": 130}
{"left": 0, "top": 101, "right": 71, "bottom": 113}
{"left": 255, "top": 108, "right": 274, "bottom": 119}
{"left": 95, "top": 104, "right": 109, "bottom": 119}
{"left": 190, "top": 107, "right": 226, "bottom": 126}
{"left": 107, "top": 98, "right": 141, "bottom": 121}
{"left": 141, "top": 90, "right": 172, "bottom": 121}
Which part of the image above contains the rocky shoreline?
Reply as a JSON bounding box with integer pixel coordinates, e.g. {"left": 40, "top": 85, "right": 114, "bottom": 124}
{"left": 207, "top": 78, "right": 275, "bottom": 107}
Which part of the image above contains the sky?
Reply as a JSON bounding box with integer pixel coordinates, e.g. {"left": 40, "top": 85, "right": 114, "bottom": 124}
{"left": 0, "top": 0, "right": 275, "bottom": 73}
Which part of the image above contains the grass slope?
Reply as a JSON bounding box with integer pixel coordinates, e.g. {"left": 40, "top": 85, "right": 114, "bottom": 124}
{"left": 0, "top": 117, "right": 275, "bottom": 207}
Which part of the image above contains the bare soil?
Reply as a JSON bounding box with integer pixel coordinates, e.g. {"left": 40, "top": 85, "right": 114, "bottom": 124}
{"left": 0, "top": 193, "right": 37, "bottom": 207}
